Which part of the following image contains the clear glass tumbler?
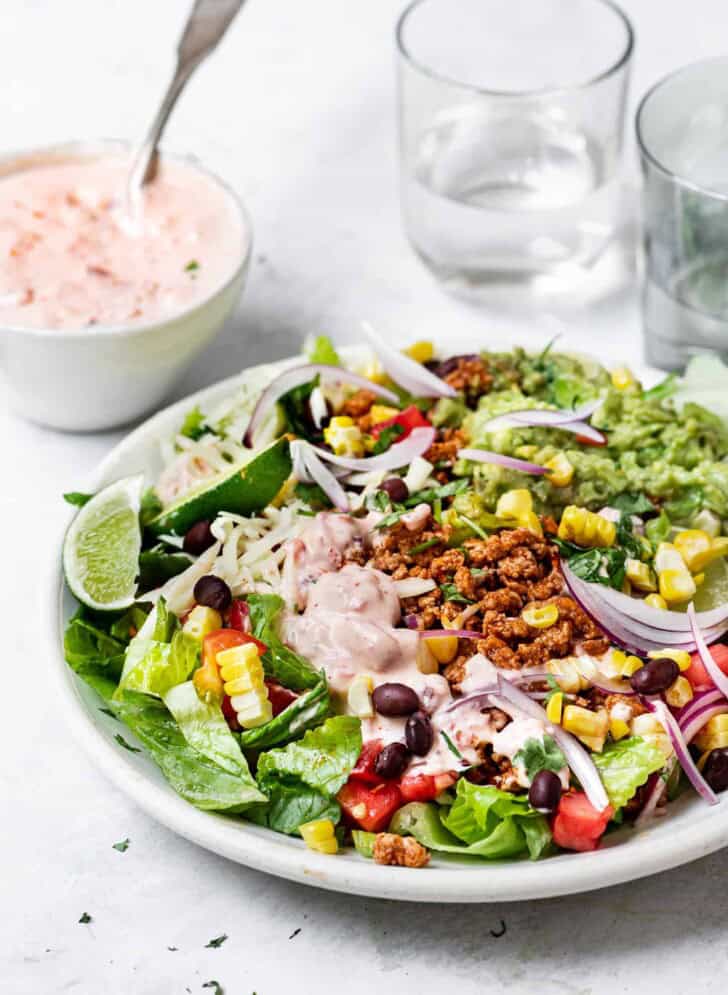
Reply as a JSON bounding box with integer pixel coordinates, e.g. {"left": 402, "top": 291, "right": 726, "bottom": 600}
{"left": 396, "top": 0, "right": 633, "bottom": 296}
{"left": 638, "top": 58, "right": 728, "bottom": 370}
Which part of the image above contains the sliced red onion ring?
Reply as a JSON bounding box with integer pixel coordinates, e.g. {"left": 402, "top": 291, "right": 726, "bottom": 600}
{"left": 482, "top": 399, "right": 603, "bottom": 432}
{"left": 295, "top": 443, "right": 349, "bottom": 512}
{"left": 688, "top": 602, "right": 728, "bottom": 700}
{"left": 418, "top": 629, "right": 482, "bottom": 640}
{"left": 595, "top": 584, "right": 728, "bottom": 634}
{"left": 593, "top": 677, "right": 636, "bottom": 695}
{"left": 648, "top": 699, "right": 718, "bottom": 805}
{"left": 676, "top": 689, "right": 724, "bottom": 728}
{"left": 243, "top": 363, "right": 398, "bottom": 447}
{"left": 562, "top": 563, "right": 728, "bottom": 653}
{"left": 635, "top": 758, "right": 675, "bottom": 829}
{"left": 309, "top": 386, "right": 328, "bottom": 429}
{"left": 457, "top": 448, "right": 548, "bottom": 475}
{"left": 308, "top": 426, "right": 435, "bottom": 472}
{"left": 493, "top": 677, "right": 610, "bottom": 812}
{"left": 403, "top": 613, "right": 419, "bottom": 630}
{"left": 679, "top": 703, "right": 728, "bottom": 745}
{"left": 394, "top": 577, "right": 437, "bottom": 598}
{"left": 362, "top": 322, "right": 457, "bottom": 399}
{"left": 442, "top": 686, "right": 499, "bottom": 715}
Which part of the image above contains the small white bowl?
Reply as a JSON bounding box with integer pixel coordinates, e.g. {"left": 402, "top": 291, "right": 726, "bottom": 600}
{"left": 0, "top": 140, "right": 252, "bottom": 432}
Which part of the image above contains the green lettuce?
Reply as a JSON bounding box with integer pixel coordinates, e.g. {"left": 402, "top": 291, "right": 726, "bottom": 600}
{"left": 112, "top": 691, "right": 265, "bottom": 811}
{"left": 238, "top": 677, "right": 330, "bottom": 750}
{"left": 305, "top": 335, "right": 340, "bottom": 366}
{"left": 391, "top": 780, "right": 551, "bottom": 860}
{"left": 115, "top": 599, "right": 198, "bottom": 700}
{"left": 253, "top": 716, "right": 361, "bottom": 835}
{"left": 592, "top": 736, "right": 666, "bottom": 810}
{"left": 246, "top": 593, "right": 320, "bottom": 690}
{"left": 64, "top": 606, "right": 140, "bottom": 702}
{"left": 163, "top": 681, "right": 256, "bottom": 780}
{"left": 137, "top": 548, "right": 192, "bottom": 590}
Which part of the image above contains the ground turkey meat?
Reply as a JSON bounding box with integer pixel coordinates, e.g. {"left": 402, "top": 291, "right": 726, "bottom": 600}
{"left": 372, "top": 833, "right": 430, "bottom": 868}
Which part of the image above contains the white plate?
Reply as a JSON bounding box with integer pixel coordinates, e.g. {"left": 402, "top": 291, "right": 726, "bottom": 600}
{"left": 48, "top": 349, "right": 728, "bottom": 902}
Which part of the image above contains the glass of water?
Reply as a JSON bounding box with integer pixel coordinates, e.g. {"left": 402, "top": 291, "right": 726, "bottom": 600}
{"left": 396, "top": 0, "right": 633, "bottom": 296}
{"left": 638, "top": 58, "right": 728, "bottom": 370}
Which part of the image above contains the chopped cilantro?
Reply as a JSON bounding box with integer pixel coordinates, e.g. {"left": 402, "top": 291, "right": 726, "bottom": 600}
{"left": 371, "top": 422, "right": 404, "bottom": 455}
{"left": 439, "top": 582, "right": 473, "bottom": 605}
{"left": 202, "top": 983, "right": 223, "bottom": 995}
{"left": 99, "top": 707, "right": 117, "bottom": 720}
{"left": 543, "top": 675, "right": 562, "bottom": 704}
{"left": 402, "top": 478, "right": 469, "bottom": 507}
{"left": 184, "top": 259, "right": 200, "bottom": 272}
{"left": 63, "top": 491, "right": 93, "bottom": 507}
{"left": 440, "top": 729, "right": 464, "bottom": 761}
{"left": 458, "top": 513, "right": 487, "bottom": 539}
{"left": 514, "top": 734, "right": 566, "bottom": 780}
{"left": 205, "top": 935, "right": 228, "bottom": 949}
{"left": 114, "top": 733, "right": 141, "bottom": 753}
{"left": 112, "top": 838, "right": 130, "bottom": 853}
{"left": 179, "top": 405, "right": 208, "bottom": 441}
{"left": 409, "top": 537, "right": 443, "bottom": 555}
{"left": 78, "top": 912, "right": 92, "bottom": 924}
{"left": 611, "top": 492, "right": 656, "bottom": 516}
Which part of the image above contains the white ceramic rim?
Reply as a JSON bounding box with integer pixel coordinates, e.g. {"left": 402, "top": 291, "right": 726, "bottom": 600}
{"left": 46, "top": 347, "right": 728, "bottom": 902}
{"left": 0, "top": 138, "right": 253, "bottom": 340}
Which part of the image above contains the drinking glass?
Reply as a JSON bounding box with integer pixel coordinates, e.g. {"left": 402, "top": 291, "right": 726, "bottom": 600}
{"left": 638, "top": 58, "right": 728, "bottom": 370}
{"left": 396, "top": 0, "right": 633, "bottom": 296}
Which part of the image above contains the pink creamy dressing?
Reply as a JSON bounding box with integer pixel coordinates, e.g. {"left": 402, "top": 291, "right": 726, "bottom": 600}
{"left": 0, "top": 156, "right": 245, "bottom": 329}
{"left": 282, "top": 512, "right": 555, "bottom": 781}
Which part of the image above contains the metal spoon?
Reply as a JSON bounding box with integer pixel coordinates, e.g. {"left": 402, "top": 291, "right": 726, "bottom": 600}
{"left": 126, "top": 0, "right": 246, "bottom": 214}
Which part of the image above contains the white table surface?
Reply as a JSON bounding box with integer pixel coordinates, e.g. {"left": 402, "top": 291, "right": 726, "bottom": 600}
{"left": 4, "top": 1, "right": 728, "bottom": 992}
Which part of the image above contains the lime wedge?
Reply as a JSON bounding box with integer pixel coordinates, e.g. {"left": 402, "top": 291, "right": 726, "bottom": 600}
{"left": 693, "top": 558, "right": 728, "bottom": 613}
{"left": 63, "top": 474, "right": 144, "bottom": 611}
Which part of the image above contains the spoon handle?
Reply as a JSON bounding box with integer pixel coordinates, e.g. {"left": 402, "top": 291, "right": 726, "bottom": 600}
{"left": 128, "top": 0, "right": 245, "bottom": 195}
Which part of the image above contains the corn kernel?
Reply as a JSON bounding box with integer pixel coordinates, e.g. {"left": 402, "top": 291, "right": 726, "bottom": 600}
{"left": 369, "top": 404, "right": 400, "bottom": 425}
{"left": 323, "top": 416, "right": 364, "bottom": 457}
{"left": 632, "top": 714, "right": 673, "bottom": 758}
{"left": 544, "top": 453, "right": 574, "bottom": 488}
{"left": 547, "top": 657, "right": 581, "bottom": 694}
{"left": 625, "top": 558, "right": 657, "bottom": 592}
{"left": 522, "top": 603, "right": 559, "bottom": 629}
{"left": 515, "top": 444, "right": 538, "bottom": 460}
{"left": 691, "top": 536, "right": 728, "bottom": 573}
{"left": 520, "top": 510, "right": 544, "bottom": 536}
{"left": 665, "top": 675, "right": 694, "bottom": 708}
{"left": 230, "top": 689, "right": 273, "bottom": 728}
{"left": 183, "top": 605, "right": 223, "bottom": 642}
{"left": 694, "top": 713, "right": 728, "bottom": 752}
{"left": 496, "top": 489, "right": 533, "bottom": 520}
{"left": 645, "top": 593, "right": 668, "bottom": 610}
{"left": 299, "top": 818, "right": 338, "bottom": 854}
{"left": 546, "top": 691, "right": 563, "bottom": 724}
{"left": 611, "top": 366, "right": 635, "bottom": 390}
{"left": 693, "top": 509, "right": 721, "bottom": 538}
{"left": 193, "top": 662, "right": 224, "bottom": 705}
{"left": 694, "top": 572, "right": 706, "bottom": 587}
{"left": 609, "top": 716, "right": 631, "bottom": 740}
{"left": 658, "top": 568, "right": 697, "bottom": 604}
{"left": 562, "top": 705, "right": 608, "bottom": 751}
{"left": 619, "top": 654, "right": 644, "bottom": 677}
{"left": 425, "top": 634, "right": 459, "bottom": 664}
{"left": 558, "top": 505, "right": 616, "bottom": 548}
{"left": 347, "top": 674, "right": 374, "bottom": 718}
{"left": 416, "top": 640, "right": 439, "bottom": 675}
{"left": 654, "top": 542, "right": 688, "bottom": 574}
{"left": 674, "top": 529, "right": 712, "bottom": 572}
{"left": 647, "top": 647, "right": 692, "bottom": 671}
{"left": 404, "top": 340, "right": 434, "bottom": 364}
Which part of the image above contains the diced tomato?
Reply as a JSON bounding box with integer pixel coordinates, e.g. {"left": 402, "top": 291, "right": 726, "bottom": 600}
{"left": 685, "top": 643, "right": 728, "bottom": 690}
{"left": 264, "top": 678, "right": 298, "bottom": 716}
{"left": 551, "top": 792, "right": 613, "bottom": 852}
{"left": 399, "top": 770, "right": 456, "bottom": 802}
{"left": 350, "top": 740, "right": 385, "bottom": 785}
{"left": 228, "top": 599, "right": 251, "bottom": 633}
{"left": 221, "top": 694, "right": 241, "bottom": 732}
{"left": 370, "top": 404, "right": 430, "bottom": 441}
{"left": 337, "top": 781, "right": 403, "bottom": 832}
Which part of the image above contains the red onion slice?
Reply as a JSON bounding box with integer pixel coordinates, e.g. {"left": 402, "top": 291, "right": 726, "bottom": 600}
{"left": 494, "top": 677, "right": 610, "bottom": 812}
{"left": 688, "top": 602, "right": 728, "bottom": 700}
{"left": 308, "top": 426, "right": 436, "bottom": 472}
{"left": 243, "top": 363, "right": 399, "bottom": 447}
{"left": 635, "top": 757, "right": 676, "bottom": 828}
{"left": 482, "top": 399, "right": 603, "bottom": 432}
{"left": 679, "top": 702, "right": 728, "bottom": 745}
{"left": 676, "top": 689, "right": 724, "bottom": 728}
{"left": 595, "top": 584, "right": 728, "bottom": 634}
{"left": 457, "top": 448, "right": 548, "bottom": 475}
{"left": 648, "top": 699, "right": 718, "bottom": 805}
{"left": 418, "top": 629, "right": 482, "bottom": 640}
{"left": 296, "top": 443, "right": 349, "bottom": 512}
{"left": 362, "top": 322, "right": 457, "bottom": 399}
{"left": 593, "top": 677, "right": 636, "bottom": 695}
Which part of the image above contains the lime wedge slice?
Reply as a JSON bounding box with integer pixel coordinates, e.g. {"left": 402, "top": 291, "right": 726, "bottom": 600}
{"left": 63, "top": 474, "right": 144, "bottom": 611}
{"left": 693, "top": 558, "right": 728, "bottom": 613}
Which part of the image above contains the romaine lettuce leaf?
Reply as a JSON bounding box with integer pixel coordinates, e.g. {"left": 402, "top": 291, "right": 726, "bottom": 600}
{"left": 391, "top": 780, "right": 551, "bottom": 861}
{"left": 112, "top": 691, "right": 265, "bottom": 811}
{"left": 256, "top": 715, "right": 361, "bottom": 797}
{"left": 238, "top": 677, "right": 329, "bottom": 750}
{"left": 252, "top": 715, "right": 361, "bottom": 835}
{"left": 115, "top": 629, "right": 199, "bottom": 700}
{"left": 64, "top": 606, "right": 134, "bottom": 702}
{"left": 592, "top": 736, "right": 666, "bottom": 810}
{"left": 246, "top": 593, "right": 320, "bottom": 690}
{"left": 138, "top": 548, "right": 192, "bottom": 591}
{"left": 163, "top": 681, "right": 254, "bottom": 779}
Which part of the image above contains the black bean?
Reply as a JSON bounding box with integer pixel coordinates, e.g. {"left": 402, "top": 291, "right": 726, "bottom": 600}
{"left": 630, "top": 657, "right": 679, "bottom": 695}
{"left": 183, "top": 520, "right": 215, "bottom": 556}
{"left": 433, "top": 354, "right": 478, "bottom": 378}
{"left": 464, "top": 766, "right": 491, "bottom": 785}
{"left": 193, "top": 574, "right": 232, "bottom": 612}
{"left": 703, "top": 748, "right": 728, "bottom": 793}
{"left": 372, "top": 682, "right": 420, "bottom": 716}
{"left": 405, "top": 711, "right": 433, "bottom": 756}
{"left": 378, "top": 477, "right": 409, "bottom": 503}
{"left": 528, "top": 770, "right": 562, "bottom": 813}
{"left": 374, "top": 742, "right": 411, "bottom": 780}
